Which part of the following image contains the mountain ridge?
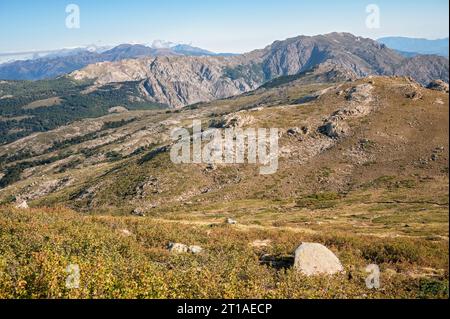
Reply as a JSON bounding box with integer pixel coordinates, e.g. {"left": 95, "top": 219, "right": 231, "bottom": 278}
{"left": 0, "top": 43, "right": 232, "bottom": 81}
{"left": 70, "top": 32, "right": 449, "bottom": 108}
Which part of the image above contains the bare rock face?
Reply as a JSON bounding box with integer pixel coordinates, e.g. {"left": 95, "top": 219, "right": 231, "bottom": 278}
{"left": 319, "top": 83, "right": 375, "bottom": 139}
{"left": 108, "top": 106, "right": 129, "bottom": 113}
{"left": 71, "top": 56, "right": 261, "bottom": 108}
{"left": 294, "top": 243, "right": 344, "bottom": 276}
{"left": 427, "top": 80, "right": 449, "bottom": 93}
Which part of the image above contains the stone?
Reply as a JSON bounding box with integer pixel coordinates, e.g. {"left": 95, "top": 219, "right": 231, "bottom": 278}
{"left": 108, "top": 106, "right": 129, "bottom": 113}
{"left": 294, "top": 243, "right": 344, "bottom": 276}
{"left": 131, "top": 208, "right": 146, "bottom": 217}
{"left": 188, "top": 245, "right": 203, "bottom": 254}
{"left": 120, "top": 229, "right": 132, "bottom": 236}
{"left": 226, "top": 218, "right": 237, "bottom": 225}
{"left": 319, "top": 120, "right": 350, "bottom": 139}
{"left": 168, "top": 242, "right": 189, "bottom": 253}
{"left": 287, "top": 127, "right": 301, "bottom": 136}
{"left": 167, "top": 243, "right": 203, "bottom": 254}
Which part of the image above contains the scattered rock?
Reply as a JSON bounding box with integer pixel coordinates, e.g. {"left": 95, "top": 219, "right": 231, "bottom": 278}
{"left": 108, "top": 106, "right": 129, "bottom": 113}
{"left": 131, "top": 208, "right": 146, "bottom": 217}
{"left": 20, "top": 177, "right": 73, "bottom": 201}
{"left": 427, "top": 80, "right": 449, "bottom": 93}
{"left": 14, "top": 199, "right": 29, "bottom": 209}
{"left": 405, "top": 90, "right": 423, "bottom": 100}
{"left": 168, "top": 242, "right": 189, "bottom": 253}
{"left": 287, "top": 126, "right": 309, "bottom": 136}
{"left": 287, "top": 128, "right": 301, "bottom": 136}
{"left": 434, "top": 98, "right": 445, "bottom": 105}
{"left": 319, "top": 120, "right": 350, "bottom": 139}
{"left": 167, "top": 243, "right": 203, "bottom": 254}
{"left": 344, "top": 83, "right": 374, "bottom": 103}
{"left": 294, "top": 243, "right": 344, "bottom": 276}
{"left": 120, "top": 229, "right": 132, "bottom": 236}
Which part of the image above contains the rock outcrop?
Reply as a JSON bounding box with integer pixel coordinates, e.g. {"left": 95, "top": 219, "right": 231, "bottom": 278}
{"left": 294, "top": 243, "right": 344, "bottom": 276}
{"left": 427, "top": 80, "right": 449, "bottom": 93}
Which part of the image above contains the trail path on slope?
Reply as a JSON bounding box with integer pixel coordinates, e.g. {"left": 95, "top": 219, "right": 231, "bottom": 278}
{"left": 139, "top": 217, "right": 449, "bottom": 241}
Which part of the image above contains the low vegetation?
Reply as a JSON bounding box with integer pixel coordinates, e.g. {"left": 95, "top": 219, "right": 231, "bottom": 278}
{"left": 0, "top": 206, "right": 447, "bottom": 299}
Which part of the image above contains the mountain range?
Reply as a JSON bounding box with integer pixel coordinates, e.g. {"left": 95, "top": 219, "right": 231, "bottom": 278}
{"left": 0, "top": 43, "right": 233, "bottom": 81}
{"left": 70, "top": 32, "right": 449, "bottom": 108}
{"left": 0, "top": 32, "right": 448, "bottom": 145}
{"left": 0, "top": 32, "right": 449, "bottom": 299}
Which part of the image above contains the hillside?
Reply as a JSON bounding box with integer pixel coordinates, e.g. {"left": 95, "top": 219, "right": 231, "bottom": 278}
{"left": 0, "top": 78, "right": 167, "bottom": 145}
{"left": 0, "top": 74, "right": 448, "bottom": 298}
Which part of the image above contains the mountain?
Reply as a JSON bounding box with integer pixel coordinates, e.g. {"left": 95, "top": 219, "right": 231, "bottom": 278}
{"left": 378, "top": 37, "right": 449, "bottom": 57}
{"left": 70, "top": 32, "right": 449, "bottom": 108}
{"left": 0, "top": 51, "right": 104, "bottom": 81}
{"left": 0, "top": 43, "right": 227, "bottom": 81}
{"left": 0, "top": 45, "right": 112, "bottom": 65}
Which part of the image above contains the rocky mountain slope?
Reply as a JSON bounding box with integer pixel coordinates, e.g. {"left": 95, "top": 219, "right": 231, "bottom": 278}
{"left": 70, "top": 33, "right": 449, "bottom": 108}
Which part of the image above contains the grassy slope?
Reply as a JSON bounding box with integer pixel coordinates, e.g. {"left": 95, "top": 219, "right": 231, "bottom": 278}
{"left": 0, "top": 76, "right": 448, "bottom": 299}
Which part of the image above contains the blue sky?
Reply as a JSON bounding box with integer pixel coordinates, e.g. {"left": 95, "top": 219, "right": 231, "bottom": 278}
{"left": 0, "top": 0, "right": 448, "bottom": 53}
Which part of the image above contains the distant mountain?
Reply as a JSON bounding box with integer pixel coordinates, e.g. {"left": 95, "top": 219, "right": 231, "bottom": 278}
{"left": 70, "top": 32, "right": 449, "bottom": 108}
{"left": 0, "top": 43, "right": 229, "bottom": 80}
{"left": 0, "top": 45, "right": 112, "bottom": 65}
{"left": 378, "top": 37, "right": 449, "bottom": 57}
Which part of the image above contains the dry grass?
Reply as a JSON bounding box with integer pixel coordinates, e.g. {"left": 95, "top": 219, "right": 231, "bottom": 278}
{"left": 0, "top": 206, "right": 448, "bottom": 299}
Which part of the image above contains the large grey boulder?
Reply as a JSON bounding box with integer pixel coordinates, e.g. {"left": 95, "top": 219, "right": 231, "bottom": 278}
{"left": 294, "top": 243, "right": 344, "bottom": 276}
